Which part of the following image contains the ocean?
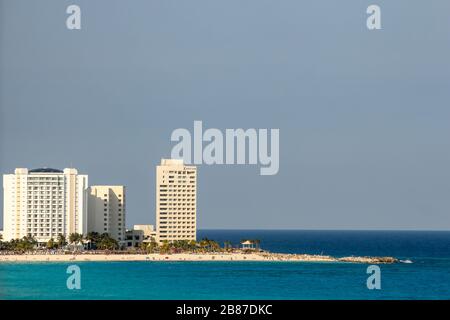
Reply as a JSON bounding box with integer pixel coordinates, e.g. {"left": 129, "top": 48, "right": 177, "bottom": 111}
{"left": 1, "top": 230, "right": 449, "bottom": 300}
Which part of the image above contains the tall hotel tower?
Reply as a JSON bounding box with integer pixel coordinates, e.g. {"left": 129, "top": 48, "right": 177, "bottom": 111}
{"left": 156, "top": 159, "right": 197, "bottom": 243}
{"left": 2, "top": 168, "right": 88, "bottom": 243}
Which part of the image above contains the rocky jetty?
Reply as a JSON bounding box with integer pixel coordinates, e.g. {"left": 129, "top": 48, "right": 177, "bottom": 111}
{"left": 260, "top": 253, "right": 399, "bottom": 264}
{"left": 338, "top": 256, "right": 398, "bottom": 264}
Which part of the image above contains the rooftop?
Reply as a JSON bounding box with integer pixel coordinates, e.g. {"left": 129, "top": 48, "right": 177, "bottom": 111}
{"left": 160, "top": 159, "right": 184, "bottom": 166}
{"left": 29, "top": 168, "right": 63, "bottom": 173}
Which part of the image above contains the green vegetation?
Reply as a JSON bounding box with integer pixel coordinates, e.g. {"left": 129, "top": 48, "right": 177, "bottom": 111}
{"left": 137, "top": 238, "right": 255, "bottom": 254}
{"left": 97, "top": 233, "right": 119, "bottom": 250}
{"left": 46, "top": 238, "right": 57, "bottom": 250}
{"left": 0, "top": 233, "right": 262, "bottom": 254}
{"left": 68, "top": 233, "right": 84, "bottom": 245}
{"left": 57, "top": 234, "right": 67, "bottom": 248}
{"left": 0, "top": 232, "right": 117, "bottom": 252}
{"left": 0, "top": 234, "right": 38, "bottom": 252}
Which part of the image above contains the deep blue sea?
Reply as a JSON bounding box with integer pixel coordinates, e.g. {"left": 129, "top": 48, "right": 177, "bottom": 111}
{"left": 1, "top": 230, "right": 449, "bottom": 300}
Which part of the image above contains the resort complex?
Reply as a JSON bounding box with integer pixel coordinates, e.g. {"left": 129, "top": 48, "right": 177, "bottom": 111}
{"left": 1, "top": 159, "right": 196, "bottom": 249}
{"left": 0, "top": 160, "right": 398, "bottom": 265}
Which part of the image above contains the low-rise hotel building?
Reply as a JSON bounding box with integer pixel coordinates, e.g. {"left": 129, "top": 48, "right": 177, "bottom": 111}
{"left": 124, "top": 225, "right": 157, "bottom": 249}
{"left": 156, "top": 159, "right": 197, "bottom": 244}
{"left": 134, "top": 224, "right": 157, "bottom": 241}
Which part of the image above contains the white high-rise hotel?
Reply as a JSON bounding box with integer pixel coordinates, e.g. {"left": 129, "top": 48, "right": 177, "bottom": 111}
{"left": 156, "top": 159, "right": 197, "bottom": 243}
{"left": 2, "top": 168, "right": 88, "bottom": 242}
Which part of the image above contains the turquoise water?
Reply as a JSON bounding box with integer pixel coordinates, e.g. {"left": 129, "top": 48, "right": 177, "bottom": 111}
{"left": 1, "top": 230, "right": 449, "bottom": 299}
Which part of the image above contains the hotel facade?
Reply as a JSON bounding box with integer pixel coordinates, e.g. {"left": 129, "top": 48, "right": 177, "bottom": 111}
{"left": 2, "top": 168, "right": 88, "bottom": 243}
{"left": 156, "top": 159, "right": 197, "bottom": 244}
{"left": 88, "top": 185, "right": 126, "bottom": 243}
{"left": 2, "top": 161, "right": 198, "bottom": 246}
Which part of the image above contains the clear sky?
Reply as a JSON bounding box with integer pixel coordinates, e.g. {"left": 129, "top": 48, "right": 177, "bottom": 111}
{"left": 1, "top": 0, "right": 450, "bottom": 230}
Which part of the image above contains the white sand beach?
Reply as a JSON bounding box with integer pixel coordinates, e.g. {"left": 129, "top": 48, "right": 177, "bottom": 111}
{"left": 0, "top": 252, "right": 398, "bottom": 263}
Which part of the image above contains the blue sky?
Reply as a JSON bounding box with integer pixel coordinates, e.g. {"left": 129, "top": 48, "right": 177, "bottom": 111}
{"left": 1, "top": 0, "right": 450, "bottom": 229}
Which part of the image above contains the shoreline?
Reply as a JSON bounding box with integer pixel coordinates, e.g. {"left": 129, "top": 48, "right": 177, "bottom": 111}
{"left": 0, "top": 253, "right": 398, "bottom": 264}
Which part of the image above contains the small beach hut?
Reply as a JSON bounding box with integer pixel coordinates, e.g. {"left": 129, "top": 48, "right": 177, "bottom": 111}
{"left": 241, "top": 240, "right": 255, "bottom": 250}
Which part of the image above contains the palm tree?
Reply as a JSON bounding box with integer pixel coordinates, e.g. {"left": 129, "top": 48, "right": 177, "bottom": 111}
{"left": 85, "top": 232, "right": 100, "bottom": 243}
{"left": 224, "top": 241, "right": 232, "bottom": 251}
{"left": 46, "top": 238, "right": 56, "bottom": 250}
{"left": 254, "top": 239, "right": 261, "bottom": 251}
{"left": 68, "top": 233, "right": 78, "bottom": 244}
{"left": 139, "top": 240, "right": 158, "bottom": 254}
{"left": 17, "top": 235, "right": 37, "bottom": 252}
{"left": 69, "top": 233, "right": 83, "bottom": 244}
{"left": 209, "top": 240, "right": 220, "bottom": 252}
{"left": 100, "top": 233, "right": 111, "bottom": 240}
{"left": 160, "top": 240, "right": 170, "bottom": 254}
{"left": 172, "top": 240, "right": 191, "bottom": 252}
{"left": 97, "top": 234, "right": 118, "bottom": 251}
{"left": 68, "top": 233, "right": 84, "bottom": 251}
{"left": 188, "top": 240, "right": 197, "bottom": 252}
{"left": 9, "top": 239, "right": 18, "bottom": 252}
{"left": 0, "top": 233, "right": 4, "bottom": 250}
{"left": 146, "top": 240, "right": 159, "bottom": 254}
{"left": 139, "top": 242, "right": 148, "bottom": 251}
{"left": 199, "top": 238, "right": 210, "bottom": 252}
{"left": 78, "top": 234, "right": 85, "bottom": 249}
{"left": 0, "top": 237, "right": 11, "bottom": 251}
{"left": 56, "top": 234, "right": 67, "bottom": 248}
{"left": 84, "top": 232, "right": 100, "bottom": 250}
